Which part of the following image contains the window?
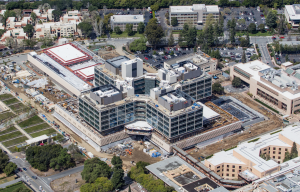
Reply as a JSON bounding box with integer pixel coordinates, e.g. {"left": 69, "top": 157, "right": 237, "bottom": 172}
{"left": 278, "top": 152, "right": 281, "bottom": 154}
{"left": 227, "top": 169, "right": 229, "bottom": 172}
{"left": 273, "top": 151, "right": 275, "bottom": 154}
{"left": 232, "top": 169, "right": 235, "bottom": 172}
{"left": 232, "top": 165, "right": 235, "bottom": 168}
{"left": 273, "top": 156, "right": 275, "bottom": 158}
{"left": 217, "top": 170, "right": 220, "bottom": 172}
{"left": 232, "top": 174, "right": 235, "bottom": 177}
{"left": 239, "top": 166, "right": 242, "bottom": 169}
{"left": 273, "top": 147, "right": 276, "bottom": 150}
{"left": 239, "top": 170, "right": 241, "bottom": 172}
{"left": 278, "top": 156, "right": 281, "bottom": 159}
{"left": 285, "top": 148, "right": 288, "bottom": 151}
{"left": 226, "top": 174, "right": 229, "bottom": 176}
{"left": 227, "top": 165, "right": 229, "bottom": 168}
{"left": 217, "top": 166, "right": 220, "bottom": 169}
{"left": 209, "top": 164, "right": 211, "bottom": 168}
{"left": 279, "top": 148, "right": 281, "bottom": 151}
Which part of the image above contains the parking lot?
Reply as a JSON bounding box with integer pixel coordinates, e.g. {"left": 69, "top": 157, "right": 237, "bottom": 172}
{"left": 135, "top": 48, "right": 194, "bottom": 70}
{"left": 219, "top": 47, "right": 256, "bottom": 62}
{"left": 221, "top": 7, "right": 265, "bottom": 31}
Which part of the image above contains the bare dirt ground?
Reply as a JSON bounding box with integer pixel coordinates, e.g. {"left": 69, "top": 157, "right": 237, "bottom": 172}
{"left": 120, "top": 141, "right": 161, "bottom": 171}
{"left": 98, "top": 50, "right": 120, "bottom": 60}
{"left": 30, "top": 163, "right": 84, "bottom": 177}
{"left": 188, "top": 93, "right": 283, "bottom": 159}
{"left": 50, "top": 172, "right": 84, "bottom": 192}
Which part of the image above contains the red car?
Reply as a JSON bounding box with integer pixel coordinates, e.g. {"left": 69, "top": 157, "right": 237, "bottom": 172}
{"left": 272, "top": 36, "right": 276, "bottom": 40}
{"left": 144, "top": 57, "right": 148, "bottom": 60}
{"left": 280, "top": 36, "right": 285, "bottom": 39}
{"left": 260, "top": 14, "right": 264, "bottom": 17}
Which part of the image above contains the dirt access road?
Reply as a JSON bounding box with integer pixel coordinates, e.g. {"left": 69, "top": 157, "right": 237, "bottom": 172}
{"left": 188, "top": 93, "right": 283, "bottom": 159}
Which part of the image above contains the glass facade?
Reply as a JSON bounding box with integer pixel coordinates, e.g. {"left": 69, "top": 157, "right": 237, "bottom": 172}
{"left": 94, "top": 68, "right": 115, "bottom": 87}
{"left": 181, "top": 77, "right": 212, "bottom": 100}
{"left": 79, "top": 97, "right": 203, "bottom": 139}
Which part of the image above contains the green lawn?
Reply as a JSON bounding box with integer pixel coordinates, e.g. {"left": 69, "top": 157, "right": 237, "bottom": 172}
{"left": 0, "top": 126, "right": 17, "bottom": 135}
{"left": 236, "top": 31, "right": 273, "bottom": 37}
{"left": 109, "top": 32, "right": 144, "bottom": 38}
{"left": 0, "top": 182, "right": 31, "bottom": 192}
{"left": 9, "top": 103, "right": 27, "bottom": 112}
{"left": 0, "top": 131, "right": 22, "bottom": 142}
{"left": 30, "top": 128, "right": 56, "bottom": 138}
{"left": 0, "top": 112, "right": 15, "bottom": 122}
{"left": 2, "top": 136, "right": 27, "bottom": 147}
{"left": 0, "top": 94, "right": 12, "bottom": 101}
{"left": 3, "top": 98, "right": 19, "bottom": 105}
{"left": 7, "top": 146, "right": 17, "bottom": 153}
{"left": 24, "top": 123, "right": 50, "bottom": 133}
{"left": 18, "top": 115, "right": 44, "bottom": 128}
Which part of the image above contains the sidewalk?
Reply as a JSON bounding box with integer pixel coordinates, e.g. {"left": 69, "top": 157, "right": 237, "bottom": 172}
{"left": 0, "top": 178, "right": 21, "bottom": 188}
{"left": 14, "top": 124, "right": 32, "bottom": 139}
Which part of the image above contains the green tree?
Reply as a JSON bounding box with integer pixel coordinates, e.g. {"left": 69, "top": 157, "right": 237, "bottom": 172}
{"left": 248, "top": 23, "right": 257, "bottom": 34}
{"left": 284, "top": 151, "right": 291, "bottom": 162}
{"left": 145, "top": 21, "right": 164, "bottom": 48}
{"left": 81, "top": 158, "right": 112, "bottom": 183}
{"left": 111, "top": 168, "right": 125, "bottom": 189}
{"left": 4, "top": 162, "right": 17, "bottom": 176}
{"left": 250, "top": 54, "right": 259, "bottom": 60}
{"left": 150, "top": 4, "right": 159, "bottom": 12}
{"left": 78, "top": 21, "right": 93, "bottom": 38}
{"left": 111, "top": 155, "right": 122, "bottom": 168}
{"left": 285, "top": 54, "right": 289, "bottom": 62}
{"left": 114, "top": 26, "right": 122, "bottom": 35}
{"left": 291, "top": 142, "right": 298, "bottom": 159}
{"left": 50, "top": 148, "right": 75, "bottom": 171}
{"left": 168, "top": 34, "right": 174, "bottom": 47}
{"left": 258, "top": 24, "right": 265, "bottom": 32}
{"left": 171, "top": 17, "right": 178, "bottom": 26}
{"left": 137, "top": 22, "right": 145, "bottom": 34}
{"left": 80, "top": 177, "right": 113, "bottom": 192}
{"left": 212, "top": 83, "right": 224, "bottom": 94}
{"left": 266, "top": 11, "right": 277, "bottom": 28}
{"left": 129, "top": 37, "right": 147, "bottom": 52}
{"left": 126, "top": 24, "right": 134, "bottom": 36}
{"left": 241, "top": 51, "right": 246, "bottom": 63}
{"left": 52, "top": 9, "right": 62, "bottom": 22}
{"left": 0, "top": 149, "right": 9, "bottom": 172}
{"left": 12, "top": 186, "right": 31, "bottom": 192}
{"left": 23, "top": 24, "right": 34, "bottom": 38}
{"left": 232, "top": 77, "right": 242, "bottom": 87}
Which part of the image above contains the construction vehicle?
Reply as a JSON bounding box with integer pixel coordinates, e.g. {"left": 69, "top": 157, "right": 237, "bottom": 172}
{"left": 125, "top": 149, "right": 132, "bottom": 155}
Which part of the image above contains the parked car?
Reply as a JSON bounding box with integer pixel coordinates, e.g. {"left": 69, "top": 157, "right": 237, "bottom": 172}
{"left": 23, "top": 168, "right": 27, "bottom": 171}
{"left": 32, "top": 176, "right": 37, "bottom": 179}
{"left": 144, "top": 57, "right": 148, "bottom": 60}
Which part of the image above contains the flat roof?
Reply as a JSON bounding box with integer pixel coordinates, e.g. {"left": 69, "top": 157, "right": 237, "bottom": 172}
{"left": 198, "top": 103, "right": 220, "bottom": 121}
{"left": 36, "top": 53, "right": 90, "bottom": 92}
{"left": 146, "top": 156, "right": 206, "bottom": 192}
{"left": 111, "top": 15, "right": 144, "bottom": 23}
{"left": 26, "top": 134, "right": 49, "bottom": 144}
{"left": 234, "top": 60, "right": 270, "bottom": 78}
{"left": 282, "top": 61, "right": 293, "bottom": 67}
{"left": 182, "top": 178, "right": 220, "bottom": 192}
{"left": 44, "top": 44, "right": 91, "bottom": 66}
{"left": 106, "top": 56, "right": 130, "bottom": 68}
{"left": 77, "top": 66, "right": 96, "bottom": 78}
{"left": 285, "top": 5, "right": 300, "bottom": 20}
{"left": 170, "top": 4, "right": 219, "bottom": 13}
{"left": 125, "top": 121, "right": 153, "bottom": 131}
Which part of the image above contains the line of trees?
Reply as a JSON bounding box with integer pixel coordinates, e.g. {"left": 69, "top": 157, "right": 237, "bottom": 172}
{"left": 0, "top": 149, "right": 17, "bottom": 177}
{"left": 284, "top": 142, "right": 298, "bottom": 162}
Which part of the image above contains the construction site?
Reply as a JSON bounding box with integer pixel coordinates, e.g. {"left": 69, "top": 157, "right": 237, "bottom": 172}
{"left": 187, "top": 93, "right": 283, "bottom": 160}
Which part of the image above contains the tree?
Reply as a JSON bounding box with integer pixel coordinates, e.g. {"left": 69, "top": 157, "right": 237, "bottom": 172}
{"left": 224, "top": 8, "right": 231, "bottom": 15}
{"left": 78, "top": 21, "right": 93, "bottom": 38}
{"left": 80, "top": 177, "right": 113, "bottom": 192}
{"left": 129, "top": 37, "right": 147, "bottom": 52}
{"left": 266, "top": 11, "right": 277, "bottom": 28}
{"left": 212, "top": 83, "right": 224, "bottom": 94}
{"left": 5, "top": 38, "right": 14, "bottom": 49}
{"left": 12, "top": 186, "right": 31, "bottom": 192}
{"left": 171, "top": 17, "right": 178, "bottom": 26}
{"left": 23, "top": 24, "right": 34, "bottom": 38}
{"left": 30, "top": 12, "right": 37, "bottom": 23}
{"left": 114, "top": 26, "right": 122, "bottom": 35}
{"left": 0, "top": 149, "right": 9, "bottom": 172}
{"left": 204, "top": 14, "right": 215, "bottom": 30}
{"left": 232, "top": 77, "right": 242, "bottom": 88}
{"left": 26, "top": 144, "right": 74, "bottom": 172}
{"left": 237, "top": 19, "right": 245, "bottom": 25}
{"left": 52, "top": 9, "right": 62, "bottom": 22}
{"left": 137, "top": 22, "right": 145, "bottom": 34}
{"left": 111, "top": 168, "right": 125, "bottom": 189}
{"left": 291, "top": 142, "right": 298, "bottom": 159}
{"left": 150, "top": 4, "right": 159, "bottom": 12}
{"left": 145, "top": 21, "right": 164, "bottom": 48}
{"left": 248, "top": 23, "right": 256, "bottom": 34}
{"left": 126, "top": 24, "right": 134, "bottom": 36}
{"left": 285, "top": 54, "right": 289, "bottom": 62}
{"left": 258, "top": 24, "right": 265, "bottom": 32}
{"left": 111, "top": 155, "right": 122, "bottom": 169}
{"left": 168, "top": 34, "right": 174, "bottom": 47}
{"left": 278, "top": 15, "right": 286, "bottom": 35}
{"left": 81, "top": 158, "right": 112, "bottom": 183}
{"left": 250, "top": 54, "right": 259, "bottom": 61}
{"left": 241, "top": 51, "right": 246, "bottom": 63}
{"left": 4, "top": 162, "right": 17, "bottom": 176}
{"left": 284, "top": 151, "right": 291, "bottom": 162}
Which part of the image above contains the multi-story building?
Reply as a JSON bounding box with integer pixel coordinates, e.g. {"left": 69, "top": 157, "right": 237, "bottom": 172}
{"left": 6, "top": 17, "right": 32, "bottom": 30}
{"left": 169, "top": 4, "right": 219, "bottom": 26}
{"left": 32, "top": 9, "right": 55, "bottom": 22}
{"left": 205, "top": 124, "right": 300, "bottom": 180}
{"left": 0, "top": 28, "right": 29, "bottom": 44}
{"left": 34, "top": 22, "right": 81, "bottom": 38}
{"left": 285, "top": 4, "right": 300, "bottom": 28}
{"left": 230, "top": 60, "right": 300, "bottom": 115}
{"left": 110, "top": 15, "right": 144, "bottom": 31}
{"left": 60, "top": 10, "right": 82, "bottom": 24}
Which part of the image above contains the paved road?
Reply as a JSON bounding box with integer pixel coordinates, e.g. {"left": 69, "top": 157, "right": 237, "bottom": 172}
{"left": 44, "top": 165, "right": 84, "bottom": 185}
{"left": 0, "top": 178, "right": 22, "bottom": 188}
{"left": 250, "top": 36, "right": 274, "bottom": 67}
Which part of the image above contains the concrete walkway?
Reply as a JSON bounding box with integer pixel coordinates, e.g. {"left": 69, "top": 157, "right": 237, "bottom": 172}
{"left": 0, "top": 143, "right": 11, "bottom": 154}
{"left": 0, "top": 178, "right": 21, "bottom": 188}
{"left": 14, "top": 124, "right": 32, "bottom": 139}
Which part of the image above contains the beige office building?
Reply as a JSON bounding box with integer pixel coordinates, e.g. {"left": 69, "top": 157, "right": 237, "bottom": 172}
{"left": 205, "top": 124, "right": 300, "bottom": 180}
{"left": 169, "top": 4, "right": 219, "bottom": 26}
{"left": 230, "top": 60, "right": 300, "bottom": 115}
{"left": 110, "top": 15, "right": 144, "bottom": 32}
